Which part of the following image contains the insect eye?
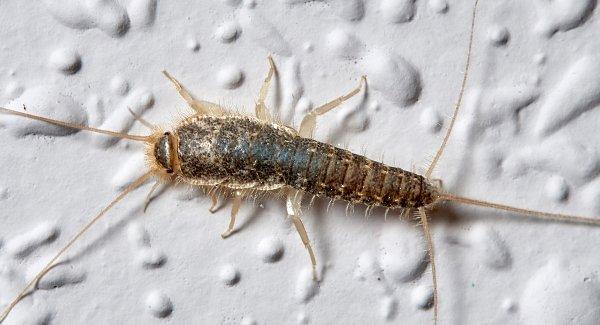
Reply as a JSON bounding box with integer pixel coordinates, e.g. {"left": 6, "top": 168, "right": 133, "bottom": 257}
{"left": 166, "top": 168, "right": 174, "bottom": 174}
{"left": 164, "top": 131, "right": 171, "bottom": 136}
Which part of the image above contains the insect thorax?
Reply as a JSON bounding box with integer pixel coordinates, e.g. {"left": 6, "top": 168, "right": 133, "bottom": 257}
{"left": 174, "top": 115, "right": 293, "bottom": 188}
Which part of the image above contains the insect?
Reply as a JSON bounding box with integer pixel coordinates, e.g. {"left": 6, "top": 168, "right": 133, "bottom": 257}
{"left": 1, "top": 0, "right": 599, "bottom": 323}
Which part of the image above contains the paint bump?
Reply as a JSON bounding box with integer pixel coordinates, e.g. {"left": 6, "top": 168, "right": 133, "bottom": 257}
{"left": 145, "top": 290, "right": 173, "bottom": 318}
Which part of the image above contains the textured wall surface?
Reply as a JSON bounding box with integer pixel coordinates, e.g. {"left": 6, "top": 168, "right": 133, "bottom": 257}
{"left": 1, "top": 0, "right": 600, "bottom": 324}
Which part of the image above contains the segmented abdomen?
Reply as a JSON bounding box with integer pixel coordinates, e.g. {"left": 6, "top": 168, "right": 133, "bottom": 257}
{"left": 176, "top": 116, "right": 437, "bottom": 209}
{"left": 286, "top": 138, "right": 435, "bottom": 208}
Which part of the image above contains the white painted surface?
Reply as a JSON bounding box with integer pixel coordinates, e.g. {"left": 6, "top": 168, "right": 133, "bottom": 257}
{"left": 1, "top": 1, "right": 600, "bottom": 324}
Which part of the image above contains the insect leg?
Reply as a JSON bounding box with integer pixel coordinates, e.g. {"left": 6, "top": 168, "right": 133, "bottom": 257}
{"left": 161, "top": 70, "right": 224, "bottom": 116}
{"left": 298, "top": 76, "right": 366, "bottom": 138}
{"left": 286, "top": 190, "right": 318, "bottom": 281}
{"left": 255, "top": 55, "right": 276, "bottom": 121}
{"left": 143, "top": 180, "right": 162, "bottom": 213}
{"left": 221, "top": 191, "right": 242, "bottom": 238}
{"left": 418, "top": 207, "right": 438, "bottom": 324}
{"left": 208, "top": 192, "right": 219, "bottom": 213}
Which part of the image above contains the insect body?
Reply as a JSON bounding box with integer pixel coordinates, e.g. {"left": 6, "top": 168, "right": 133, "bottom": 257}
{"left": 158, "top": 114, "right": 439, "bottom": 209}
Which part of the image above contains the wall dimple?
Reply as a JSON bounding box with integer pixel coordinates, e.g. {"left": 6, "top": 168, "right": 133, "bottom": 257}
{"left": 4, "top": 81, "right": 24, "bottom": 100}
{"left": 219, "top": 263, "right": 241, "bottom": 286}
{"left": 468, "top": 223, "right": 511, "bottom": 270}
{"left": 136, "top": 248, "right": 167, "bottom": 269}
{"left": 48, "top": 47, "right": 82, "bottom": 75}
{"left": 325, "top": 29, "right": 365, "bottom": 60}
{"left": 86, "top": 95, "right": 105, "bottom": 127}
{"left": 333, "top": 0, "right": 365, "bottom": 22}
{"left": 215, "top": 20, "right": 241, "bottom": 43}
{"left": 428, "top": 0, "right": 448, "bottom": 14}
{"left": 237, "top": 9, "right": 292, "bottom": 57}
{"left": 533, "top": 53, "right": 547, "bottom": 66}
{"left": 544, "top": 174, "right": 570, "bottom": 202}
{"left": 241, "top": 315, "right": 258, "bottom": 325}
{"left": 5, "top": 222, "right": 59, "bottom": 259}
{"left": 360, "top": 49, "right": 421, "bottom": 108}
{"left": 27, "top": 263, "right": 86, "bottom": 290}
{"left": 126, "top": 222, "right": 167, "bottom": 269}
{"left": 109, "top": 76, "right": 130, "bottom": 97}
{"left": 411, "top": 284, "right": 433, "bottom": 310}
{"left": 127, "top": 0, "right": 157, "bottom": 29}
{"left": 294, "top": 267, "right": 318, "bottom": 303}
{"left": 145, "top": 290, "right": 173, "bottom": 318}
{"left": 379, "top": 0, "right": 416, "bottom": 24}
{"left": 534, "top": 0, "right": 596, "bottom": 37}
{"left": 222, "top": 0, "right": 243, "bottom": 7}
{"left": 534, "top": 54, "right": 600, "bottom": 137}
{"left": 295, "top": 311, "right": 309, "bottom": 325}
{"left": 501, "top": 298, "right": 518, "bottom": 314}
{"left": 487, "top": 25, "right": 510, "bottom": 47}
{"left": 186, "top": 36, "right": 201, "bottom": 52}
{"left": 353, "top": 251, "right": 380, "bottom": 281}
{"left": 257, "top": 236, "right": 284, "bottom": 263}
{"left": 126, "top": 222, "right": 151, "bottom": 247}
{"left": 217, "top": 65, "right": 245, "bottom": 90}
{"left": 379, "top": 295, "right": 397, "bottom": 320}
{"left": 419, "top": 107, "right": 443, "bottom": 134}
{"left": 43, "top": 0, "right": 130, "bottom": 37}
{"left": 503, "top": 136, "right": 599, "bottom": 186}
{"left": 93, "top": 87, "right": 154, "bottom": 148}
{"left": 377, "top": 221, "right": 428, "bottom": 284}
{"left": 337, "top": 104, "right": 369, "bottom": 133}
{"left": 520, "top": 259, "right": 600, "bottom": 324}
{"left": 110, "top": 154, "right": 147, "bottom": 191}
